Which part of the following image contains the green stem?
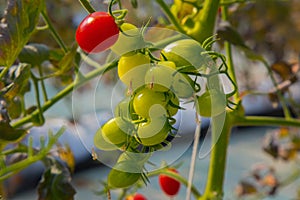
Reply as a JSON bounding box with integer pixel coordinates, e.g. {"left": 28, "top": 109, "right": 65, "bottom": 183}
{"left": 78, "top": 0, "right": 96, "bottom": 13}
{"left": 148, "top": 169, "right": 202, "bottom": 198}
{"left": 200, "top": 112, "right": 232, "bottom": 200}
{"left": 41, "top": 11, "right": 68, "bottom": 53}
{"left": 189, "top": 0, "right": 220, "bottom": 43}
{"left": 155, "top": 0, "right": 186, "bottom": 33}
{"left": 37, "top": 65, "right": 49, "bottom": 101}
{"left": 11, "top": 60, "right": 118, "bottom": 128}
{"left": 0, "top": 127, "right": 65, "bottom": 181}
{"left": 221, "top": 6, "right": 239, "bottom": 102}
{"left": 233, "top": 115, "right": 300, "bottom": 128}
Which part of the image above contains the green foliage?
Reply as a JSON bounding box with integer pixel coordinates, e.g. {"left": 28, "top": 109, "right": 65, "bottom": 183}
{"left": 0, "top": 0, "right": 43, "bottom": 67}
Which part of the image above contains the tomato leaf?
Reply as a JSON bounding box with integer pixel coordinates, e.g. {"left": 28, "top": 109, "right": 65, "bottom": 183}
{"left": 0, "top": 121, "right": 27, "bottom": 143}
{"left": 37, "top": 160, "right": 76, "bottom": 200}
{"left": 3, "top": 63, "right": 31, "bottom": 100}
{"left": 18, "top": 43, "right": 50, "bottom": 66}
{"left": 0, "top": 0, "right": 43, "bottom": 67}
{"left": 217, "top": 21, "right": 248, "bottom": 48}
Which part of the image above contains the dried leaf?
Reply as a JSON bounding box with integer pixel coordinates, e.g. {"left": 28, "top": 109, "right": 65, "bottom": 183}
{"left": 57, "top": 144, "right": 75, "bottom": 173}
{"left": 0, "top": 0, "right": 43, "bottom": 66}
{"left": 271, "top": 61, "right": 293, "bottom": 80}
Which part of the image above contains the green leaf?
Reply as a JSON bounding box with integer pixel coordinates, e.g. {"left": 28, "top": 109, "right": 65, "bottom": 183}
{"left": 217, "top": 21, "right": 248, "bottom": 48}
{"left": 3, "top": 63, "right": 31, "bottom": 100}
{"left": 0, "top": 121, "right": 27, "bottom": 143}
{"left": 57, "top": 45, "right": 77, "bottom": 74}
{"left": 18, "top": 43, "right": 50, "bottom": 66}
{"left": 0, "top": 0, "right": 43, "bottom": 67}
{"left": 37, "top": 161, "right": 76, "bottom": 200}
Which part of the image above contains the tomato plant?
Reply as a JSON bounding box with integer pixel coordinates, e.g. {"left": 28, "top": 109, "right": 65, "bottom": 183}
{"left": 159, "top": 168, "right": 181, "bottom": 197}
{"left": 1, "top": 0, "right": 300, "bottom": 200}
{"left": 75, "top": 11, "right": 119, "bottom": 53}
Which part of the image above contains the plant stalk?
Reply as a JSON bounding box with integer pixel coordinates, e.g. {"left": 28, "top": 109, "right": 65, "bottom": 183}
{"left": 200, "top": 112, "right": 232, "bottom": 200}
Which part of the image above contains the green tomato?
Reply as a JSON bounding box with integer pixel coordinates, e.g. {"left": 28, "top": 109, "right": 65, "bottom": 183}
{"left": 108, "top": 161, "right": 142, "bottom": 188}
{"left": 110, "top": 23, "right": 145, "bottom": 56}
{"left": 133, "top": 87, "right": 168, "bottom": 118}
{"left": 137, "top": 117, "right": 171, "bottom": 146}
{"left": 161, "top": 39, "right": 207, "bottom": 72}
{"left": 118, "top": 53, "right": 151, "bottom": 90}
{"left": 117, "top": 152, "right": 151, "bottom": 166}
{"left": 196, "top": 89, "right": 227, "bottom": 117}
{"left": 145, "top": 61, "right": 177, "bottom": 92}
{"left": 101, "top": 117, "right": 133, "bottom": 146}
{"left": 171, "top": 73, "right": 195, "bottom": 98}
{"left": 94, "top": 127, "right": 120, "bottom": 151}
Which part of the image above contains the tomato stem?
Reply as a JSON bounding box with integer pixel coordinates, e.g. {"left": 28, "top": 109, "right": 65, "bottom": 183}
{"left": 221, "top": 6, "right": 239, "bottom": 103}
{"left": 78, "top": 0, "right": 96, "bottom": 14}
{"left": 41, "top": 10, "right": 68, "bottom": 53}
{"left": 155, "top": 0, "right": 186, "bottom": 34}
{"left": 199, "top": 112, "right": 232, "bottom": 200}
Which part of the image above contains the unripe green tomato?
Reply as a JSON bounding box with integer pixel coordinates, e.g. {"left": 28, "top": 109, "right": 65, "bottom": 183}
{"left": 108, "top": 161, "right": 142, "bottom": 188}
{"left": 117, "top": 152, "right": 151, "bottom": 167}
{"left": 118, "top": 53, "right": 151, "bottom": 90}
{"left": 110, "top": 23, "right": 145, "bottom": 56}
{"left": 101, "top": 117, "right": 133, "bottom": 146}
{"left": 133, "top": 88, "right": 168, "bottom": 118}
{"left": 196, "top": 89, "right": 227, "bottom": 117}
{"left": 172, "top": 73, "right": 194, "bottom": 98}
{"left": 94, "top": 126, "right": 120, "bottom": 151}
{"left": 161, "top": 39, "right": 206, "bottom": 72}
{"left": 137, "top": 117, "right": 171, "bottom": 146}
{"left": 145, "top": 61, "right": 177, "bottom": 92}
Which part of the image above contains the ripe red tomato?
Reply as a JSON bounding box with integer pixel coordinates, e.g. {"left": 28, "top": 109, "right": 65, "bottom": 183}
{"left": 75, "top": 11, "right": 119, "bottom": 53}
{"left": 159, "top": 168, "right": 181, "bottom": 197}
{"left": 126, "top": 193, "right": 147, "bottom": 200}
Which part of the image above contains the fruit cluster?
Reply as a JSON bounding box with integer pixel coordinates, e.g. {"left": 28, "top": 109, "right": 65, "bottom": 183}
{"left": 75, "top": 11, "right": 226, "bottom": 191}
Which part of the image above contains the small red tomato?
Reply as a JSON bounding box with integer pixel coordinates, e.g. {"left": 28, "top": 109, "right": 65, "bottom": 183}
{"left": 159, "top": 168, "right": 181, "bottom": 197}
{"left": 126, "top": 193, "right": 147, "bottom": 200}
{"left": 75, "top": 11, "right": 119, "bottom": 53}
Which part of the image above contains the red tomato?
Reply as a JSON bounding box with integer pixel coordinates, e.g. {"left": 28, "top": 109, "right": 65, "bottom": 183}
{"left": 75, "top": 12, "right": 119, "bottom": 53}
{"left": 126, "top": 193, "right": 147, "bottom": 200}
{"left": 159, "top": 168, "right": 181, "bottom": 196}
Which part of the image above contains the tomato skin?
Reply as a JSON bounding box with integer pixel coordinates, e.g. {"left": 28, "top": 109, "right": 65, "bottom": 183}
{"left": 118, "top": 53, "right": 150, "bottom": 89}
{"left": 159, "top": 168, "right": 181, "bottom": 197}
{"left": 75, "top": 12, "right": 119, "bottom": 53}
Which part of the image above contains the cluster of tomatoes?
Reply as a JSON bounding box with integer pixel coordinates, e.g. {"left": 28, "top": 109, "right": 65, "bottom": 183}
{"left": 76, "top": 9, "right": 226, "bottom": 198}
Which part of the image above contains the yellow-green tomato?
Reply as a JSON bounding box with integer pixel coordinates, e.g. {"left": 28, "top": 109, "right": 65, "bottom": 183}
{"left": 94, "top": 127, "right": 120, "bottom": 151}
{"left": 133, "top": 87, "right": 169, "bottom": 118}
{"left": 196, "top": 89, "right": 227, "bottom": 117}
{"left": 161, "top": 39, "right": 206, "bottom": 72}
{"left": 145, "top": 61, "right": 177, "bottom": 92}
{"left": 118, "top": 53, "right": 151, "bottom": 90}
{"left": 101, "top": 117, "right": 133, "bottom": 146}
{"left": 108, "top": 161, "right": 142, "bottom": 188}
{"left": 137, "top": 117, "right": 171, "bottom": 146}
